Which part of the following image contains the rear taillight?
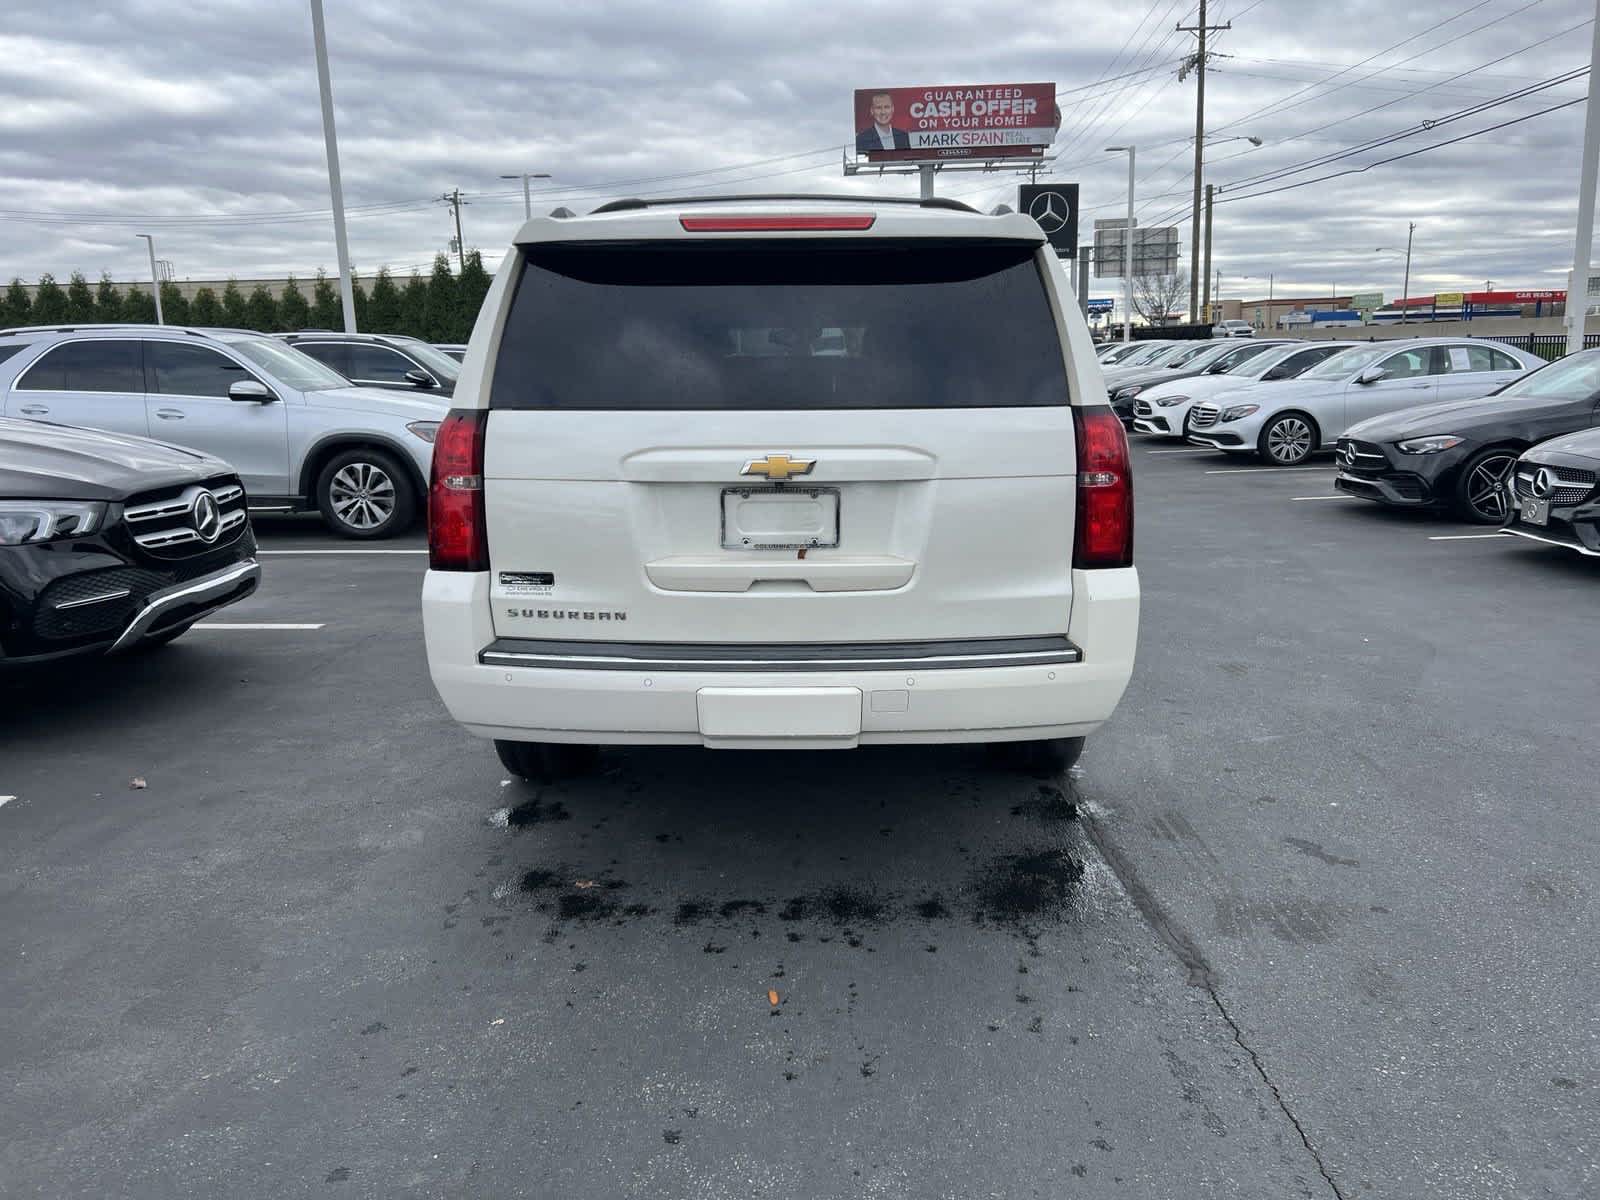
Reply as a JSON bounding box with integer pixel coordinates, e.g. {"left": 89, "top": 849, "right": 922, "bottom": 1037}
{"left": 428, "top": 409, "right": 488, "bottom": 571}
{"left": 1073, "top": 407, "right": 1134, "bottom": 569}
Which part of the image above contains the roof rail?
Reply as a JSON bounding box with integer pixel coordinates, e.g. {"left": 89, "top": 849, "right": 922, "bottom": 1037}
{"left": 0, "top": 323, "right": 217, "bottom": 338}
{"left": 588, "top": 193, "right": 981, "bottom": 216}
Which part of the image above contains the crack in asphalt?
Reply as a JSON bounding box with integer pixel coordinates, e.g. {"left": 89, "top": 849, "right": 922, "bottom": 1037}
{"left": 1079, "top": 808, "right": 1347, "bottom": 1200}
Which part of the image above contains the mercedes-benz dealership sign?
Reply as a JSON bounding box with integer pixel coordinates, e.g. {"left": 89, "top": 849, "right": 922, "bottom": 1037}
{"left": 1018, "top": 183, "right": 1078, "bottom": 256}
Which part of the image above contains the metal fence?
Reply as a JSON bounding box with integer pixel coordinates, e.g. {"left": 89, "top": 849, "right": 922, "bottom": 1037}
{"left": 1478, "top": 332, "right": 1600, "bottom": 362}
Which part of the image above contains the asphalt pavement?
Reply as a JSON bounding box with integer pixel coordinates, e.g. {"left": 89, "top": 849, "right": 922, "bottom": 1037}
{"left": 2, "top": 457, "right": 1595, "bottom": 1199}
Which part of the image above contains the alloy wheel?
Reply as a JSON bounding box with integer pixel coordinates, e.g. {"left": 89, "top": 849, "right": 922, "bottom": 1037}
{"left": 1266, "top": 417, "right": 1314, "bottom": 464}
{"left": 329, "top": 461, "right": 397, "bottom": 531}
{"left": 1464, "top": 452, "right": 1517, "bottom": 522}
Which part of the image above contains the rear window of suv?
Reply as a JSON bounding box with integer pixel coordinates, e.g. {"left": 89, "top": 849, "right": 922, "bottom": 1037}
{"left": 489, "top": 238, "right": 1068, "bottom": 410}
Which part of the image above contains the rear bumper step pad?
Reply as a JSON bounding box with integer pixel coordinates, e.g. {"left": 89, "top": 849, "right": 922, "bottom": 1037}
{"left": 478, "top": 635, "right": 1082, "bottom": 673}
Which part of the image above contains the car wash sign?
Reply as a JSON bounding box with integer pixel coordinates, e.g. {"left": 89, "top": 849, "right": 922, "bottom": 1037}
{"left": 854, "top": 84, "right": 1058, "bottom": 163}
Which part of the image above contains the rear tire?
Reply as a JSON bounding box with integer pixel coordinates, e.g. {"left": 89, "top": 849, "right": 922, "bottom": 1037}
{"left": 315, "top": 448, "right": 417, "bottom": 540}
{"left": 989, "top": 736, "right": 1085, "bottom": 774}
{"left": 494, "top": 739, "right": 601, "bottom": 782}
{"left": 1257, "top": 412, "right": 1319, "bottom": 465}
{"left": 1452, "top": 447, "right": 1519, "bottom": 524}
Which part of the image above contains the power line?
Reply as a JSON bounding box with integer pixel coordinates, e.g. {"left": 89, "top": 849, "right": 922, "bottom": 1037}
{"left": 1219, "top": 96, "right": 1586, "bottom": 206}
{"left": 1220, "top": 65, "right": 1588, "bottom": 194}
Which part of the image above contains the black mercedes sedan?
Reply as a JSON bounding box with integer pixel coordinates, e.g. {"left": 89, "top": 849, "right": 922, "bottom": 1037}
{"left": 1, "top": 418, "right": 260, "bottom": 663}
{"left": 1333, "top": 348, "right": 1600, "bottom": 523}
{"left": 1503, "top": 427, "right": 1600, "bottom": 556}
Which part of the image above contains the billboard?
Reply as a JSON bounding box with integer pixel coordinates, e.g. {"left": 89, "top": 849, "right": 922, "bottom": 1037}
{"left": 1018, "top": 183, "right": 1078, "bottom": 256}
{"left": 1093, "top": 220, "right": 1180, "bottom": 278}
{"left": 1351, "top": 291, "right": 1384, "bottom": 311}
{"left": 854, "top": 84, "right": 1058, "bottom": 163}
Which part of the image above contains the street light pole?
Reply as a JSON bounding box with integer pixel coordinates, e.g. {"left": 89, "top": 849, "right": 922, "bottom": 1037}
{"left": 1202, "top": 183, "right": 1215, "bottom": 323}
{"left": 1107, "top": 146, "right": 1136, "bottom": 343}
{"left": 136, "top": 234, "right": 163, "bottom": 325}
{"left": 500, "top": 172, "right": 552, "bottom": 221}
{"left": 308, "top": 0, "right": 357, "bottom": 333}
{"left": 1566, "top": 0, "right": 1600, "bottom": 356}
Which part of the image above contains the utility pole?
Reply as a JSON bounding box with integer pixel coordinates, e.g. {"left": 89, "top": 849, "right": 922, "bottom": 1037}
{"left": 442, "top": 189, "right": 467, "bottom": 271}
{"left": 136, "top": 234, "right": 163, "bottom": 325}
{"left": 309, "top": 0, "right": 357, "bottom": 333}
{"left": 1402, "top": 222, "right": 1415, "bottom": 326}
{"left": 1566, "top": 0, "right": 1600, "bottom": 356}
{"left": 1180, "top": 0, "right": 1230, "bottom": 321}
{"left": 1201, "top": 183, "right": 1215, "bottom": 323}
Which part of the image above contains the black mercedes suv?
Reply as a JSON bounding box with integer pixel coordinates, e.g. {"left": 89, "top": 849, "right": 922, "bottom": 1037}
{"left": 1333, "top": 348, "right": 1600, "bottom": 523}
{"left": 0, "top": 418, "right": 261, "bottom": 663}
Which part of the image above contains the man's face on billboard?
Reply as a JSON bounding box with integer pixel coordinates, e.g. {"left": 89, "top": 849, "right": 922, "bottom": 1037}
{"left": 871, "top": 94, "right": 895, "bottom": 127}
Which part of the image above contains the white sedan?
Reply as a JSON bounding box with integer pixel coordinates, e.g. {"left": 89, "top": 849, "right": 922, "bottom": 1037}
{"left": 1130, "top": 342, "right": 1355, "bottom": 438}
{"left": 1185, "top": 338, "right": 1544, "bottom": 465}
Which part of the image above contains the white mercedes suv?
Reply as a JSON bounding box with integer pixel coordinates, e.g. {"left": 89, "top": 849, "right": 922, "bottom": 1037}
{"left": 422, "top": 195, "right": 1138, "bottom": 779}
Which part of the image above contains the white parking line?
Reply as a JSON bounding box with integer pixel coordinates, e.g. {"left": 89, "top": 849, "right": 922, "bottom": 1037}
{"left": 1204, "top": 466, "right": 1336, "bottom": 475}
{"left": 192, "top": 623, "right": 326, "bottom": 631}
{"left": 1145, "top": 448, "right": 1213, "bottom": 455}
{"left": 1290, "top": 495, "right": 1357, "bottom": 501}
{"left": 258, "top": 549, "right": 426, "bottom": 555}
{"left": 1427, "top": 533, "right": 1509, "bottom": 541}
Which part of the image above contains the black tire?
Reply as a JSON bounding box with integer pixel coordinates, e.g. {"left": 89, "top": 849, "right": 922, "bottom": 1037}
{"left": 494, "top": 739, "right": 601, "bottom": 782}
{"left": 314, "top": 448, "right": 417, "bottom": 540}
{"left": 1256, "top": 411, "right": 1320, "bottom": 466}
{"left": 1452, "top": 446, "right": 1520, "bottom": 524}
{"left": 989, "top": 736, "right": 1086, "bottom": 774}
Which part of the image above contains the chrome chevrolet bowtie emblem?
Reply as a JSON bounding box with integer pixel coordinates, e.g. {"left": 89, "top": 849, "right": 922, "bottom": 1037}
{"left": 1531, "top": 468, "right": 1554, "bottom": 499}
{"left": 1027, "top": 190, "right": 1071, "bottom": 235}
{"left": 192, "top": 490, "right": 222, "bottom": 543}
{"left": 742, "top": 454, "right": 816, "bottom": 481}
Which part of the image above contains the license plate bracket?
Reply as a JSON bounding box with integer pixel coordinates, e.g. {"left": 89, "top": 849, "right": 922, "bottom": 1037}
{"left": 721, "top": 486, "right": 840, "bottom": 550}
{"left": 1519, "top": 496, "right": 1550, "bottom": 527}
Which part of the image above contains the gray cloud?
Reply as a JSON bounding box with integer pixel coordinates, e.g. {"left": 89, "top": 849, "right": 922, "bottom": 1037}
{"left": 0, "top": 0, "right": 1593, "bottom": 307}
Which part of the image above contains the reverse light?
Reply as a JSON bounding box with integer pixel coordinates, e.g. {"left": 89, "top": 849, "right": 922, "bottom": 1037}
{"left": 1073, "top": 407, "right": 1134, "bottom": 569}
{"left": 679, "top": 214, "right": 876, "bottom": 232}
{"left": 1396, "top": 435, "right": 1464, "bottom": 455}
{"left": 0, "top": 500, "right": 104, "bottom": 546}
{"left": 428, "top": 409, "right": 488, "bottom": 571}
{"left": 1219, "top": 403, "right": 1260, "bottom": 422}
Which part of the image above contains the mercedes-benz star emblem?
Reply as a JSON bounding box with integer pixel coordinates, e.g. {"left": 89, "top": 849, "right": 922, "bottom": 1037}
{"left": 1341, "top": 444, "right": 1357, "bottom": 467}
{"left": 1027, "top": 190, "right": 1071, "bottom": 235}
{"left": 1531, "top": 468, "right": 1554, "bottom": 499}
{"left": 192, "top": 490, "right": 222, "bottom": 543}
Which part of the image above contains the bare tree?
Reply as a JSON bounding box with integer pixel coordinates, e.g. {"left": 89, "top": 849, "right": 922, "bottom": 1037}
{"left": 1132, "top": 269, "right": 1189, "bottom": 327}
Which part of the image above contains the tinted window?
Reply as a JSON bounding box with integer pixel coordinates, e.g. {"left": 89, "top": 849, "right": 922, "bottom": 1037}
{"left": 1283, "top": 346, "right": 1341, "bottom": 374}
{"left": 347, "top": 343, "right": 420, "bottom": 383}
{"left": 0, "top": 344, "right": 28, "bottom": 368}
{"left": 491, "top": 239, "right": 1068, "bottom": 410}
{"left": 18, "top": 340, "right": 142, "bottom": 392}
{"left": 147, "top": 341, "right": 251, "bottom": 397}
{"left": 1490, "top": 350, "right": 1522, "bottom": 371}
{"left": 1379, "top": 349, "right": 1431, "bottom": 379}
{"left": 1210, "top": 343, "right": 1275, "bottom": 373}
{"left": 293, "top": 341, "right": 352, "bottom": 377}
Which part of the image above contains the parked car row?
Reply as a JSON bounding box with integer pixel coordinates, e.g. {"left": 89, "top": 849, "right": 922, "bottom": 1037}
{"left": 0, "top": 324, "right": 448, "bottom": 539}
{"left": 1106, "top": 333, "right": 1600, "bottom": 555}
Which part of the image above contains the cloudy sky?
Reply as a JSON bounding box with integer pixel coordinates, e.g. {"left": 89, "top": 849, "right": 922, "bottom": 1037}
{"left": 1, "top": 0, "right": 1594, "bottom": 309}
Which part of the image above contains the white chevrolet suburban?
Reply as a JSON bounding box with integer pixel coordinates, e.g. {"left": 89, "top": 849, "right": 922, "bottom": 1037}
{"left": 422, "top": 195, "right": 1138, "bottom": 779}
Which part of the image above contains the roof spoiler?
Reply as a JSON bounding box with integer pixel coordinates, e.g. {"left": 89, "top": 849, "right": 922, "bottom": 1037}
{"left": 588, "top": 194, "right": 981, "bottom": 216}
